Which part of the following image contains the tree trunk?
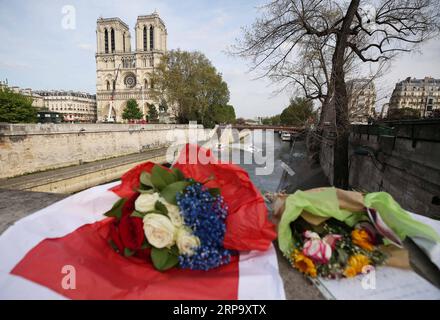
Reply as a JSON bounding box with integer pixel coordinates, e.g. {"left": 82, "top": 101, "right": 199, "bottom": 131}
{"left": 328, "top": 0, "right": 360, "bottom": 189}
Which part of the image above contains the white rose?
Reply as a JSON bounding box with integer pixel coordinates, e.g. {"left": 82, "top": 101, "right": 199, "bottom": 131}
{"left": 135, "top": 192, "right": 160, "bottom": 213}
{"left": 159, "top": 197, "right": 184, "bottom": 227}
{"left": 143, "top": 214, "right": 176, "bottom": 248}
{"left": 176, "top": 228, "right": 200, "bottom": 256}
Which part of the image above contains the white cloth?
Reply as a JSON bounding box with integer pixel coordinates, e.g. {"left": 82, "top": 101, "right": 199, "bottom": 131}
{"left": 0, "top": 182, "right": 285, "bottom": 300}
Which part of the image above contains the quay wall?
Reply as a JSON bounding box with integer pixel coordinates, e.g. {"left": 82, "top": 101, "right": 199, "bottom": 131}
{"left": 319, "top": 121, "right": 440, "bottom": 218}
{"left": 0, "top": 123, "right": 209, "bottom": 179}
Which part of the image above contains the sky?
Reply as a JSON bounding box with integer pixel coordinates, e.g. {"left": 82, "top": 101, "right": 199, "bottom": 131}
{"left": 0, "top": 0, "right": 439, "bottom": 118}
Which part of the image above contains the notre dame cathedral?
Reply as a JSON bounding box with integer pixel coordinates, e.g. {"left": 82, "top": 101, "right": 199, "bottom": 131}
{"left": 95, "top": 12, "right": 167, "bottom": 122}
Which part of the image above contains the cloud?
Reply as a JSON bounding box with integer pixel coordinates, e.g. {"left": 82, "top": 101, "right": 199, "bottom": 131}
{"left": 2, "top": 0, "right": 438, "bottom": 119}
{"left": 0, "top": 61, "right": 31, "bottom": 70}
{"left": 77, "top": 43, "right": 94, "bottom": 52}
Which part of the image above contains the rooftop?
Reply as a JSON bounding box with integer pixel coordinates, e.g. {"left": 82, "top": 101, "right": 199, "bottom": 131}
{"left": 97, "top": 17, "right": 129, "bottom": 30}
{"left": 398, "top": 77, "right": 440, "bottom": 85}
{"left": 34, "top": 90, "right": 96, "bottom": 99}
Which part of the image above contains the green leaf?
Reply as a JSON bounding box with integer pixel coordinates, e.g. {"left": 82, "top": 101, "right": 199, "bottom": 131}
{"left": 131, "top": 210, "right": 146, "bottom": 218}
{"left": 169, "top": 245, "right": 179, "bottom": 256}
{"left": 131, "top": 210, "right": 165, "bottom": 218}
{"left": 155, "top": 201, "right": 169, "bottom": 215}
{"left": 337, "top": 248, "right": 348, "bottom": 264}
{"left": 137, "top": 188, "right": 155, "bottom": 194}
{"left": 151, "top": 165, "right": 177, "bottom": 191}
{"left": 151, "top": 247, "right": 179, "bottom": 271}
{"left": 160, "top": 181, "right": 190, "bottom": 205}
{"left": 208, "top": 188, "right": 221, "bottom": 197}
{"left": 141, "top": 241, "right": 151, "bottom": 250}
{"left": 108, "top": 239, "right": 120, "bottom": 253}
{"left": 140, "top": 171, "right": 154, "bottom": 188}
{"left": 172, "top": 167, "right": 186, "bottom": 181}
{"left": 104, "top": 198, "right": 126, "bottom": 219}
{"left": 124, "top": 248, "right": 135, "bottom": 257}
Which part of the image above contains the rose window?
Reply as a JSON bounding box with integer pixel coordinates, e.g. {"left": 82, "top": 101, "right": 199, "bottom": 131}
{"left": 124, "top": 74, "right": 137, "bottom": 88}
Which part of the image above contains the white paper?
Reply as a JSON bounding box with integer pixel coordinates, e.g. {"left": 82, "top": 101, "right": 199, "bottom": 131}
{"left": 317, "top": 266, "right": 440, "bottom": 300}
{"left": 315, "top": 212, "right": 440, "bottom": 300}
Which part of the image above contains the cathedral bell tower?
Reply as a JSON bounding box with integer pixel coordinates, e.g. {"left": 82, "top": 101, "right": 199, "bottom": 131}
{"left": 95, "top": 13, "right": 167, "bottom": 122}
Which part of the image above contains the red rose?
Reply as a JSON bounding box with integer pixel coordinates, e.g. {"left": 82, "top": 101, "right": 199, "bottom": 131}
{"left": 119, "top": 215, "right": 145, "bottom": 250}
{"left": 134, "top": 248, "right": 151, "bottom": 261}
{"left": 121, "top": 193, "right": 139, "bottom": 218}
{"left": 109, "top": 221, "right": 124, "bottom": 252}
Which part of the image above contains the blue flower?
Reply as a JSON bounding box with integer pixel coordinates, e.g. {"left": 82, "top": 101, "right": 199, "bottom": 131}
{"left": 176, "top": 183, "right": 232, "bottom": 270}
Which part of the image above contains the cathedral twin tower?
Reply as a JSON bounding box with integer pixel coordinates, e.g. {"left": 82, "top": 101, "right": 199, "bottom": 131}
{"left": 96, "top": 12, "right": 167, "bottom": 122}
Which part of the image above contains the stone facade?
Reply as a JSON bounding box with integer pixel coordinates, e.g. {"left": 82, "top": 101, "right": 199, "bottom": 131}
{"left": 347, "top": 79, "right": 376, "bottom": 123}
{"left": 389, "top": 77, "right": 440, "bottom": 117}
{"left": 96, "top": 13, "right": 168, "bottom": 122}
{"left": 0, "top": 81, "right": 97, "bottom": 123}
{"left": 34, "top": 90, "right": 97, "bottom": 123}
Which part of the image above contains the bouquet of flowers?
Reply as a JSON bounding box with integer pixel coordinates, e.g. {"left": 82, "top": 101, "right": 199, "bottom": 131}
{"left": 289, "top": 217, "right": 387, "bottom": 278}
{"left": 104, "top": 144, "right": 276, "bottom": 271}
{"left": 276, "top": 188, "right": 440, "bottom": 279}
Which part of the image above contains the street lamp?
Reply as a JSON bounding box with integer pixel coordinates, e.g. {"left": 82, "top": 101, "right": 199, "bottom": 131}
{"left": 139, "top": 84, "right": 145, "bottom": 120}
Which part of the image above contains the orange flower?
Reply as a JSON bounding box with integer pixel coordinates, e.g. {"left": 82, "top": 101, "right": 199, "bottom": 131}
{"left": 343, "top": 266, "right": 358, "bottom": 278}
{"left": 352, "top": 229, "right": 374, "bottom": 251}
{"left": 291, "top": 250, "right": 317, "bottom": 277}
{"left": 343, "top": 254, "right": 370, "bottom": 278}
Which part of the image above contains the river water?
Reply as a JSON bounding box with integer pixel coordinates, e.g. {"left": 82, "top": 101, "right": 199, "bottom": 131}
{"left": 210, "top": 132, "right": 325, "bottom": 194}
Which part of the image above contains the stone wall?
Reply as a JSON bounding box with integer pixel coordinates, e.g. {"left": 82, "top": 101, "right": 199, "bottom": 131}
{"left": 0, "top": 123, "right": 208, "bottom": 179}
{"left": 320, "top": 121, "right": 440, "bottom": 218}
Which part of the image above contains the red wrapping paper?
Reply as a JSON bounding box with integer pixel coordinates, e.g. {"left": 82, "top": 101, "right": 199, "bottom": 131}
{"left": 111, "top": 144, "right": 277, "bottom": 251}
{"left": 11, "top": 144, "right": 276, "bottom": 299}
{"left": 12, "top": 218, "right": 239, "bottom": 300}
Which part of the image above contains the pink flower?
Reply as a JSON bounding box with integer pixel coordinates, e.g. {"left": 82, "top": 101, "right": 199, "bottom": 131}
{"left": 322, "top": 234, "right": 343, "bottom": 249}
{"left": 302, "top": 231, "right": 342, "bottom": 264}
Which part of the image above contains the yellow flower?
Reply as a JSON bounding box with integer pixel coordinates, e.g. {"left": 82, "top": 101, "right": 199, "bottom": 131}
{"left": 343, "top": 266, "right": 358, "bottom": 278}
{"left": 291, "top": 250, "right": 317, "bottom": 278}
{"left": 343, "top": 254, "right": 370, "bottom": 278}
{"left": 352, "top": 229, "right": 374, "bottom": 251}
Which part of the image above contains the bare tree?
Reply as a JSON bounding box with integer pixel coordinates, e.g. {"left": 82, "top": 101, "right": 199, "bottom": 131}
{"left": 233, "top": 0, "right": 440, "bottom": 188}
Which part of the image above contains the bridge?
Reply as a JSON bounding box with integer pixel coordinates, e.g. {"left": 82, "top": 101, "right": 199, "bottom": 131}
{"left": 229, "top": 125, "right": 305, "bottom": 133}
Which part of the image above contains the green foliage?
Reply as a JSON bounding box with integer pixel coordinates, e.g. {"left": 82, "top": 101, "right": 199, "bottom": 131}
{"left": 261, "top": 114, "right": 281, "bottom": 126}
{"left": 151, "top": 247, "right": 179, "bottom": 271}
{"left": 172, "top": 167, "right": 186, "bottom": 181}
{"left": 235, "top": 117, "right": 246, "bottom": 125}
{"left": 104, "top": 198, "right": 127, "bottom": 219}
{"left": 140, "top": 171, "right": 154, "bottom": 188}
{"left": 160, "top": 181, "right": 191, "bottom": 205}
{"left": 151, "top": 49, "right": 231, "bottom": 127}
{"left": 203, "top": 104, "right": 236, "bottom": 127}
{"left": 124, "top": 248, "right": 135, "bottom": 257}
{"left": 122, "top": 99, "right": 143, "bottom": 120}
{"left": 0, "top": 87, "right": 37, "bottom": 123}
{"left": 147, "top": 104, "right": 159, "bottom": 122}
{"left": 280, "top": 97, "right": 315, "bottom": 126}
{"left": 158, "top": 99, "right": 168, "bottom": 113}
{"left": 151, "top": 165, "right": 177, "bottom": 191}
